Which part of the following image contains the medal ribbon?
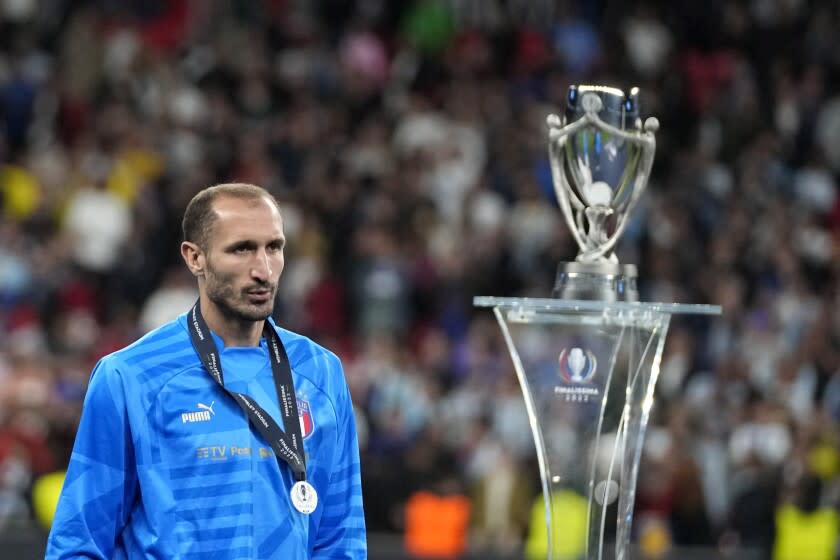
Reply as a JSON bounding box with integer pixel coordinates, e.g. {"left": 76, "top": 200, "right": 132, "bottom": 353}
{"left": 187, "top": 301, "right": 306, "bottom": 481}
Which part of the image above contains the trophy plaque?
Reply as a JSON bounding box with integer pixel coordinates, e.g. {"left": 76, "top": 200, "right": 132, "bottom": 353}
{"left": 475, "top": 86, "right": 721, "bottom": 559}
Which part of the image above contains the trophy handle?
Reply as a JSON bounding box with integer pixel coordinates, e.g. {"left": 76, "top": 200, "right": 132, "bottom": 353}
{"left": 547, "top": 111, "right": 658, "bottom": 264}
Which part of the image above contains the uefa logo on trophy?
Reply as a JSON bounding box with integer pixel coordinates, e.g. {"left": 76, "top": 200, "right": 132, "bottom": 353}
{"left": 556, "top": 347, "right": 600, "bottom": 404}
{"left": 558, "top": 347, "right": 597, "bottom": 385}
{"left": 475, "top": 85, "right": 721, "bottom": 559}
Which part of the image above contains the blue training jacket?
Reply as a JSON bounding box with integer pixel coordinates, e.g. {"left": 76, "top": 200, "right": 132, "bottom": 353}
{"left": 46, "top": 313, "right": 367, "bottom": 559}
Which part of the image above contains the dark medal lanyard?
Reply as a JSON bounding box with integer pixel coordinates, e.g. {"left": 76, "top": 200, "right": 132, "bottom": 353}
{"left": 187, "top": 301, "right": 306, "bottom": 482}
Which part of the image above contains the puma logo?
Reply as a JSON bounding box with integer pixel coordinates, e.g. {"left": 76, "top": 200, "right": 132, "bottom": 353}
{"left": 182, "top": 401, "right": 215, "bottom": 423}
{"left": 197, "top": 401, "right": 216, "bottom": 416}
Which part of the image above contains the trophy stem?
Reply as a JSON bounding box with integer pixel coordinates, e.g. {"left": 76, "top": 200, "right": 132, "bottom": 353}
{"left": 553, "top": 262, "right": 638, "bottom": 302}
{"left": 484, "top": 301, "right": 685, "bottom": 560}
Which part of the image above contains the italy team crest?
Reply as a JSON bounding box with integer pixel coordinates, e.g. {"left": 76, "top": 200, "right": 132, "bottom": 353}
{"left": 298, "top": 398, "right": 314, "bottom": 439}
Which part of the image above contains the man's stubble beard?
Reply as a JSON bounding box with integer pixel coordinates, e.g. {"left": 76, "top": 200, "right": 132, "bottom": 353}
{"left": 205, "top": 268, "right": 276, "bottom": 323}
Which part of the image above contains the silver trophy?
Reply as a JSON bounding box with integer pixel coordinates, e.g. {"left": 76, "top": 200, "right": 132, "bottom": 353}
{"left": 475, "top": 86, "right": 720, "bottom": 559}
{"left": 548, "top": 85, "right": 658, "bottom": 301}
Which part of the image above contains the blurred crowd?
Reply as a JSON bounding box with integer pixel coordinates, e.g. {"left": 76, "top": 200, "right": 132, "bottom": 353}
{"left": 2, "top": 0, "right": 840, "bottom": 558}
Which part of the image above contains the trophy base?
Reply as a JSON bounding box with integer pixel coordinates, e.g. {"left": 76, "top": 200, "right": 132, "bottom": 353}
{"left": 552, "top": 262, "right": 638, "bottom": 302}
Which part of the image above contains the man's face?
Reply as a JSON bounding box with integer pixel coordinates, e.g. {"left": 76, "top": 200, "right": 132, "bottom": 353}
{"left": 202, "top": 196, "right": 285, "bottom": 322}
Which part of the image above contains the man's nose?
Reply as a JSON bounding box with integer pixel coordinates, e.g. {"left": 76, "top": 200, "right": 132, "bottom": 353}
{"left": 250, "top": 249, "right": 272, "bottom": 280}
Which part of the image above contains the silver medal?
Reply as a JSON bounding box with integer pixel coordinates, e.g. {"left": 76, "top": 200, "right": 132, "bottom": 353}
{"left": 291, "top": 480, "right": 318, "bottom": 514}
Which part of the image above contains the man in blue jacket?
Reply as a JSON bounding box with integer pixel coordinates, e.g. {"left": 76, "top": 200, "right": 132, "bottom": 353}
{"left": 47, "top": 183, "right": 367, "bottom": 559}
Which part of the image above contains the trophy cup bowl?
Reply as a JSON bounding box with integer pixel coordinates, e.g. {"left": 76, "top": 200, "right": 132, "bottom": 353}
{"left": 547, "top": 85, "right": 659, "bottom": 302}
{"left": 474, "top": 85, "right": 721, "bottom": 559}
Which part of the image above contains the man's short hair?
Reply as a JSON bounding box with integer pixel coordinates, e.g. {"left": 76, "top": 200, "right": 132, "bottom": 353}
{"left": 182, "top": 183, "right": 281, "bottom": 249}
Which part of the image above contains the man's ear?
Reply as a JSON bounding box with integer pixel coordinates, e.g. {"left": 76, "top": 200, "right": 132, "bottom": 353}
{"left": 181, "top": 241, "right": 205, "bottom": 277}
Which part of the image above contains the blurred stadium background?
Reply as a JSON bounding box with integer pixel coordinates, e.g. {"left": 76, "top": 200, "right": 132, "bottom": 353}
{"left": 1, "top": 0, "right": 840, "bottom": 558}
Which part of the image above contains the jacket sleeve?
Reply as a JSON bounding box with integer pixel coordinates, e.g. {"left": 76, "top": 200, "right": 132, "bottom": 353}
{"left": 312, "top": 355, "right": 367, "bottom": 559}
{"left": 45, "top": 356, "right": 138, "bottom": 559}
